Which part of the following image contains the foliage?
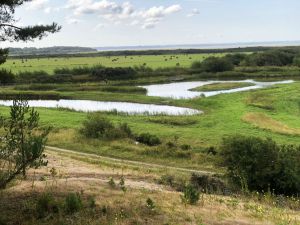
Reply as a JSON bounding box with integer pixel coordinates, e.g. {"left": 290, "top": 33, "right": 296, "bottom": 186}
{"left": 275, "top": 145, "right": 300, "bottom": 195}
{"left": 242, "top": 50, "right": 296, "bottom": 66}
{"left": 224, "top": 53, "right": 247, "bottom": 66}
{"left": 200, "top": 56, "right": 234, "bottom": 72}
{"left": 0, "top": 69, "right": 15, "bottom": 84}
{"left": 293, "top": 57, "right": 300, "bottom": 67}
{"left": 181, "top": 184, "right": 200, "bottom": 205}
{"left": 119, "top": 176, "right": 126, "bottom": 192}
{"left": 65, "top": 193, "right": 82, "bottom": 214}
{"left": 36, "top": 193, "right": 59, "bottom": 218}
{"left": 91, "top": 67, "right": 137, "bottom": 80}
{"left": 108, "top": 177, "right": 116, "bottom": 188}
{"left": 136, "top": 133, "right": 161, "bottom": 146}
{"left": 191, "top": 61, "right": 202, "bottom": 69}
{"left": 220, "top": 135, "right": 300, "bottom": 195}
{"left": 0, "top": 1, "right": 60, "bottom": 64}
{"left": 80, "top": 114, "right": 132, "bottom": 140}
{"left": 0, "top": 99, "right": 49, "bottom": 189}
{"left": 190, "top": 173, "right": 228, "bottom": 194}
{"left": 146, "top": 198, "right": 155, "bottom": 210}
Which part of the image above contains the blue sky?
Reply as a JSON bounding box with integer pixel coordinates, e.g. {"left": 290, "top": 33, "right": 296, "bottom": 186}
{"left": 3, "top": 0, "right": 300, "bottom": 47}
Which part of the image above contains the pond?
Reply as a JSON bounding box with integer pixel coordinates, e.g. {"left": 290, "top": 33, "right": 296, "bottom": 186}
{"left": 0, "top": 100, "right": 201, "bottom": 116}
{"left": 141, "top": 79, "right": 294, "bottom": 99}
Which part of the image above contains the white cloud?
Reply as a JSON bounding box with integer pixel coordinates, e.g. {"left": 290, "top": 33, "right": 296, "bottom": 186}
{"left": 187, "top": 8, "right": 200, "bottom": 17}
{"left": 65, "top": 17, "right": 82, "bottom": 25}
{"left": 25, "top": 0, "right": 49, "bottom": 10}
{"left": 65, "top": 0, "right": 181, "bottom": 29}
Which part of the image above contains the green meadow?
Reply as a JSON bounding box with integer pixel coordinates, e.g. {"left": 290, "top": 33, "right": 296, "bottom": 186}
{"left": 1, "top": 81, "right": 299, "bottom": 170}
{"left": 3, "top": 53, "right": 225, "bottom": 74}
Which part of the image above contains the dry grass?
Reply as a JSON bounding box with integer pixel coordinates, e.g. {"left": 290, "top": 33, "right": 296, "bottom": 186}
{"left": 0, "top": 150, "right": 299, "bottom": 225}
{"left": 242, "top": 112, "right": 300, "bottom": 136}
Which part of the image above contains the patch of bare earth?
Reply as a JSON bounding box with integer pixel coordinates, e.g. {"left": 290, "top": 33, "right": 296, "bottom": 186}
{"left": 1, "top": 150, "right": 299, "bottom": 225}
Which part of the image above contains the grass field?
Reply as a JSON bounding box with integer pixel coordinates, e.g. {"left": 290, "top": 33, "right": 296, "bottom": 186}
{"left": 2, "top": 53, "right": 225, "bottom": 74}
{"left": 1, "top": 81, "right": 300, "bottom": 171}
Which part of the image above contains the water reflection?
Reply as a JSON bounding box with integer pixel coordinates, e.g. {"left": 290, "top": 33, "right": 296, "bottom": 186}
{"left": 141, "top": 80, "right": 294, "bottom": 99}
{"left": 0, "top": 100, "right": 201, "bottom": 115}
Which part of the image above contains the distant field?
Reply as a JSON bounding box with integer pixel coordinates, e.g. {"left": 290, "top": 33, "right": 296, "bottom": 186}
{"left": 2, "top": 53, "right": 225, "bottom": 74}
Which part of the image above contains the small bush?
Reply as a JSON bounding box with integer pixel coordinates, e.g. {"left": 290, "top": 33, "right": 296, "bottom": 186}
{"left": 119, "top": 123, "right": 133, "bottom": 138}
{"left": 190, "top": 173, "right": 228, "bottom": 194}
{"left": 181, "top": 184, "right": 200, "bottom": 205}
{"left": 65, "top": 193, "right": 82, "bottom": 214}
{"left": 201, "top": 57, "right": 234, "bottom": 73}
{"left": 80, "top": 114, "right": 132, "bottom": 140}
{"left": 181, "top": 144, "right": 191, "bottom": 151}
{"left": 146, "top": 198, "right": 155, "bottom": 210}
{"left": 158, "top": 174, "right": 175, "bottom": 187}
{"left": 108, "top": 177, "right": 116, "bottom": 188}
{"left": 206, "top": 146, "right": 217, "bottom": 155}
{"left": 0, "top": 69, "right": 15, "bottom": 84}
{"left": 88, "top": 196, "right": 96, "bottom": 208}
{"left": 136, "top": 133, "right": 161, "bottom": 146}
{"left": 119, "top": 176, "right": 126, "bottom": 192}
{"left": 36, "top": 193, "right": 59, "bottom": 218}
{"left": 80, "top": 114, "right": 113, "bottom": 138}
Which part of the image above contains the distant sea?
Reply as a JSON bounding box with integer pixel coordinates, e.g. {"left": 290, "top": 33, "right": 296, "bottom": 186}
{"left": 95, "top": 41, "right": 300, "bottom": 51}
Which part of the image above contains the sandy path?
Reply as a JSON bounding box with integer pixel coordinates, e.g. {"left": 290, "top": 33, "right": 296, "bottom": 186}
{"left": 46, "top": 145, "right": 215, "bottom": 175}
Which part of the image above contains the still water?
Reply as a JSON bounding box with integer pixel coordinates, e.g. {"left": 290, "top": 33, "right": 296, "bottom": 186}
{"left": 0, "top": 99, "right": 201, "bottom": 115}
{"left": 141, "top": 80, "right": 294, "bottom": 99}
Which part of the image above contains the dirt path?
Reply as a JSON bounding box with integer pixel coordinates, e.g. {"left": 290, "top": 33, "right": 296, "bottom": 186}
{"left": 14, "top": 149, "right": 173, "bottom": 193}
{"left": 46, "top": 145, "right": 215, "bottom": 175}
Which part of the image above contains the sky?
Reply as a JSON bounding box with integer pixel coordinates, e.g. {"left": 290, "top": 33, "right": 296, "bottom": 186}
{"left": 2, "top": 0, "right": 300, "bottom": 48}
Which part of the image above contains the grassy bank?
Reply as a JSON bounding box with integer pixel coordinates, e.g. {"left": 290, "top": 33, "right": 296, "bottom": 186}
{"left": 190, "top": 82, "right": 255, "bottom": 92}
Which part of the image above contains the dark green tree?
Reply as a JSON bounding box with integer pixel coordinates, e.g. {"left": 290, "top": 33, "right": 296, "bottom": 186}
{"left": 0, "top": 0, "right": 61, "bottom": 65}
{"left": 0, "top": 99, "right": 50, "bottom": 189}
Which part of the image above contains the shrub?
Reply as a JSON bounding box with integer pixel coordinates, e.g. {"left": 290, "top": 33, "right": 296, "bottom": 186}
{"left": 191, "top": 61, "right": 202, "bottom": 70}
{"left": 221, "top": 135, "right": 279, "bottom": 192}
{"left": 0, "top": 69, "right": 15, "bottom": 84}
{"left": 158, "top": 174, "right": 175, "bottom": 187}
{"left": 220, "top": 135, "right": 300, "bottom": 195}
{"left": 88, "top": 196, "right": 96, "bottom": 208}
{"left": 91, "top": 67, "right": 136, "bottom": 80}
{"left": 136, "top": 133, "right": 161, "bottom": 146}
{"left": 119, "top": 123, "right": 133, "bottom": 138}
{"left": 224, "top": 53, "right": 247, "bottom": 66}
{"left": 80, "top": 114, "right": 133, "bottom": 140}
{"left": 146, "top": 198, "right": 155, "bottom": 210}
{"left": 201, "top": 57, "right": 234, "bottom": 73}
{"left": 205, "top": 146, "right": 217, "bottom": 155}
{"left": 190, "top": 173, "right": 228, "bottom": 194}
{"left": 36, "top": 193, "right": 59, "bottom": 218}
{"left": 0, "top": 69, "right": 15, "bottom": 85}
{"left": 181, "top": 184, "right": 200, "bottom": 205}
{"left": 108, "top": 177, "right": 116, "bottom": 188}
{"left": 80, "top": 114, "right": 114, "bottom": 138}
{"left": 242, "top": 50, "right": 295, "bottom": 67}
{"left": 181, "top": 144, "right": 191, "bottom": 151}
{"left": 293, "top": 57, "right": 300, "bottom": 67}
{"left": 119, "top": 176, "right": 126, "bottom": 192}
{"left": 275, "top": 145, "right": 300, "bottom": 195}
{"left": 65, "top": 193, "right": 82, "bottom": 214}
